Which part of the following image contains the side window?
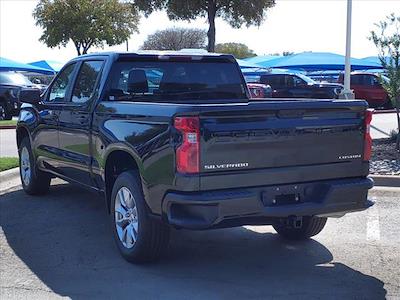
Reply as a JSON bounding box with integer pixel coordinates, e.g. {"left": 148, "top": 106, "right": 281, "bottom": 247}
{"left": 285, "top": 75, "right": 295, "bottom": 88}
{"left": 263, "top": 75, "right": 282, "bottom": 88}
{"left": 364, "top": 75, "right": 379, "bottom": 87}
{"left": 293, "top": 76, "right": 305, "bottom": 86}
{"left": 351, "top": 75, "right": 362, "bottom": 85}
{"left": 48, "top": 63, "right": 76, "bottom": 102}
{"left": 371, "top": 75, "right": 381, "bottom": 86}
{"left": 72, "top": 61, "right": 104, "bottom": 104}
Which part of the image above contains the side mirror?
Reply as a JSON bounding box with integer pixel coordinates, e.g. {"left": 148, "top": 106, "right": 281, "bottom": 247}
{"left": 19, "top": 88, "right": 41, "bottom": 104}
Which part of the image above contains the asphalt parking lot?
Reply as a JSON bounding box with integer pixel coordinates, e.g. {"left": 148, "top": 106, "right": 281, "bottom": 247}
{"left": 0, "top": 182, "right": 399, "bottom": 299}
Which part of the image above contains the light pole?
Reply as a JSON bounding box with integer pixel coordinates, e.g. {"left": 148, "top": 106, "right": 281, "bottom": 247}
{"left": 340, "top": 0, "right": 355, "bottom": 99}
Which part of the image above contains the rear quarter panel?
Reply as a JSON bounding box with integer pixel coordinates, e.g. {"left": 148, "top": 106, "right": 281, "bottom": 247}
{"left": 92, "top": 101, "right": 200, "bottom": 214}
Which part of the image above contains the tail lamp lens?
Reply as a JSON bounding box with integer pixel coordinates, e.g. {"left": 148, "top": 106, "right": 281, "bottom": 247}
{"left": 174, "top": 116, "right": 200, "bottom": 174}
{"left": 363, "top": 109, "right": 374, "bottom": 161}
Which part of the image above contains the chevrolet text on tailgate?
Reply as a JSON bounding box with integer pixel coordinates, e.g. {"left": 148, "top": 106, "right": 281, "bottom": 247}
{"left": 17, "top": 51, "right": 374, "bottom": 263}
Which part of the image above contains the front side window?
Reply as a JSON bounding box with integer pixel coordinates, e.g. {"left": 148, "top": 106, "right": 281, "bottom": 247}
{"left": 107, "top": 59, "right": 246, "bottom": 102}
{"left": 364, "top": 75, "right": 380, "bottom": 87}
{"left": 285, "top": 75, "right": 295, "bottom": 87}
{"left": 261, "top": 75, "right": 283, "bottom": 88}
{"left": 293, "top": 76, "right": 306, "bottom": 86}
{"left": 72, "top": 61, "right": 104, "bottom": 103}
{"left": 48, "top": 63, "right": 76, "bottom": 102}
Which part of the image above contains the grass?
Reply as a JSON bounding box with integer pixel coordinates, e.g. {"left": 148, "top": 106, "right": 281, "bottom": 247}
{"left": 0, "top": 157, "right": 19, "bottom": 172}
{"left": 0, "top": 120, "right": 17, "bottom": 126}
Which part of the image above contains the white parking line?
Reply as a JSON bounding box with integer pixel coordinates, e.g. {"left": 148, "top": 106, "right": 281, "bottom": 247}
{"left": 366, "top": 201, "right": 380, "bottom": 242}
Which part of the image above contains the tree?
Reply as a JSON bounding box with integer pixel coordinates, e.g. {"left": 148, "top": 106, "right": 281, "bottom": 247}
{"left": 33, "top": 0, "right": 139, "bottom": 55}
{"left": 141, "top": 28, "right": 207, "bottom": 50}
{"left": 132, "top": 0, "right": 275, "bottom": 52}
{"left": 215, "top": 42, "right": 256, "bottom": 59}
{"left": 282, "top": 51, "right": 294, "bottom": 56}
{"left": 370, "top": 14, "right": 400, "bottom": 150}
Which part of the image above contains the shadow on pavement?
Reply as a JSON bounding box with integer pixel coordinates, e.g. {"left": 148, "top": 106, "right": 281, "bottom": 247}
{"left": 0, "top": 183, "right": 386, "bottom": 299}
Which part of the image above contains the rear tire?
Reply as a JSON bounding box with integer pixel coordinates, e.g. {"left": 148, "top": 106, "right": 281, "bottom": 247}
{"left": 273, "top": 216, "right": 327, "bottom": 240}
{"left": 110, "top": 170, "right": 170, "bottom": 263}
{"left": 19, "top": 137, "right": 51, "bottom": 195}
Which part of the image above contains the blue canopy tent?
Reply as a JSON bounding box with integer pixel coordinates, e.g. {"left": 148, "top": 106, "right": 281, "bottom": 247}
{"left": 0, "top": 57, "right": 55, "bottom": 75}
{"left": 243, "top": 55, "right": 282, "bottom": 65}
{"left": 361, "top": 56, "right": 390, "bottom": 67}
{"left": 29, "top": 60, "right": 64, "bottom": 72}
{"left": 236, "top": 59, "right": 266, "bottom": 69}
{"left": 253, "top": 52, "right": 382, "bottom": 71}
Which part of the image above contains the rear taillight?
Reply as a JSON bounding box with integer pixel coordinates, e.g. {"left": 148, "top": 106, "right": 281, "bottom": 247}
{"left": 174, "top": 116, "right": 200, "bottom": 174}
{"left": 363, "top": 109, "right": 374, "bottom": 161}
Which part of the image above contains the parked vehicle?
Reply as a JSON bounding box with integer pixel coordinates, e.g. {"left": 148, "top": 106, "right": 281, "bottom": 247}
{"left": 338, "top": 72, "right": 391, "bottom": 109}
{"left": 260, "top": 73, "right": 343, "bottom": 99}
{"left": 0, "top": 71, "right": 43, "bottom": 120}
{"left": 247, "top": 83, "right": 272, "bottom": 99}
{"left": 17, "top": 51, "right": 374, "bottom": 263}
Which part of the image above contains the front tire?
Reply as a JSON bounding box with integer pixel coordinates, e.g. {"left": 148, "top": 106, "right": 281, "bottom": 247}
{"left": 19, "top": 137, "right": 51, "bottom": 195}
{"left": 110, "top": 170, "right": 170, "bottom": 263}
{"left": 273, "top": 216, "right": 327, "bottom": 240}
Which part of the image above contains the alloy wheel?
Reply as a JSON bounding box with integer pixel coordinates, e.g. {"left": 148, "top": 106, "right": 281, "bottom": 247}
{"left": 20, "top": 147, "right": 31, "bottom": 186}
{"left": 114, "top": 187, "right": 139, "bottom": 249}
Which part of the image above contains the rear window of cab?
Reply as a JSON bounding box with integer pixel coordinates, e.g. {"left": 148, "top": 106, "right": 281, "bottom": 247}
{"left": 106, "top": 58, "right": 247, "bottom": 102}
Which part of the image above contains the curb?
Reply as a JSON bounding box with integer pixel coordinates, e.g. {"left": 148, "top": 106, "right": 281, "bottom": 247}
{"left": 0, "top": 167, "right": 20, "bottom": 192}
{"left": 373, "top": 109, "right": 395, "bottom": 114}
{"left": 370, "top": 174, "right": 400, "bottom": 187}
{"left": 0, "top": 125, "right": 16, "bottom": 130}
{"left": 0, "top": 167, "right": 20, "bottom": 182}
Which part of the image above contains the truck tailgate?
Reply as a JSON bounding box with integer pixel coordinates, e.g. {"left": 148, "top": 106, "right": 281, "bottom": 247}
{"left": 198, "top": 100, "right": 369, "bottom": 190}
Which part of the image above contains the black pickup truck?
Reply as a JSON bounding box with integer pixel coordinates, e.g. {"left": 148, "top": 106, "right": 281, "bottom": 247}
{"left": 259, "top": 73, "right": 343, "bottom": 99}
{"left": 17, "top": 51, "right": 374, "bottom": 263}
{"left": 0, "top": 71, "right": 42, "bottom": 120}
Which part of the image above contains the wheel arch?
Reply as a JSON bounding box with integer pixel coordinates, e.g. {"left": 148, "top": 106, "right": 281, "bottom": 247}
{"left": 16, "top": 125, "right": 31, "bottom": 150}
{"left": 103, "top": 147, "right": 143, "bottom": 213}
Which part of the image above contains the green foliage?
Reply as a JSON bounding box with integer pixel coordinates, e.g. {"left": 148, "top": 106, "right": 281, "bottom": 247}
{"left": 33, "top": 0, "right": 139, "bottom": 55}
{"left": 141, "top": 28, "right": 207, "bottom": 50}
{"left": 132, "top": 0, "right": 275, "bottom": 52}
{"left": 370, "top": 13, "right": 400, "bottom": 150}
{"left": 282, "top": 51, "right": 294, "bottom": 56}
{"left": 215, "top": 42, "right": 256, "bottom": 59}
{"left": 0, "top": 157, "right": 19, "bottom": 172}
{"left": 0, "top": 120, "right": 17, "bottom": 127}
{"left": 370, "top": 14, "right": 400, "bottom": 150}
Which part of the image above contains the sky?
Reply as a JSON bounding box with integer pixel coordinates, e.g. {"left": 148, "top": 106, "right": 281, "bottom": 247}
{"left": 1, "top": 0, "right": 400, "bottom": 64}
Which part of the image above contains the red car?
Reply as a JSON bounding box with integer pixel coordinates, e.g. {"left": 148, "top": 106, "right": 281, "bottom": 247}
{"left": 247, "top": 83, "right": 272, "bottom": 99}
{"left": 338, "top": 72, "right": 392, "bottom": 109}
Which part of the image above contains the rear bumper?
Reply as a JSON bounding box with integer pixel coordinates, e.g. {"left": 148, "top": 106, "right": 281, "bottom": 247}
{"left": 162, "top": 177, "right": 374, "bottom": 229}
